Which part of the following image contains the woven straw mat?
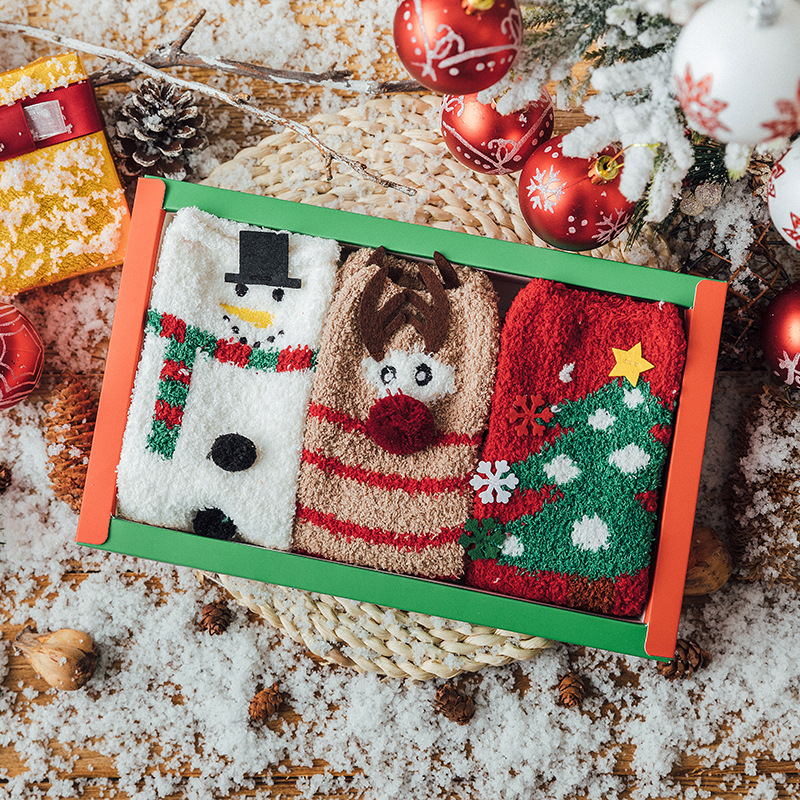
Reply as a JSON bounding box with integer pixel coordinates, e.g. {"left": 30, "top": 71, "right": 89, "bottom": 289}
{"left": 202, "top": 93, "right": 669, "bottom": 681}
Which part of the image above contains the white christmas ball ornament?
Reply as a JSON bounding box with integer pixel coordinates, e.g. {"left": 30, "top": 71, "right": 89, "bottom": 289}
{"left": 673, "top": 0, "right": 800, "bottom": 144}
{"left": 768, "top": 140, "right": 800, "bottom": 251}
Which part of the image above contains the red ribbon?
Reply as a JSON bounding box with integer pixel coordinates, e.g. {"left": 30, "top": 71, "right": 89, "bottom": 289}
{"left": 0, "top": 80, "right": 103, "bottom": 163}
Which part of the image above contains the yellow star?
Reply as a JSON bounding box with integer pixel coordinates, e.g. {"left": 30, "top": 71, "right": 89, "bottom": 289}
{"left": 609, "top": 342, "right": 654, "bottom": 388}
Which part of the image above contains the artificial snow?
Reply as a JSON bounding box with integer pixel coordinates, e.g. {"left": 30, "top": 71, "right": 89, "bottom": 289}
{"left": 1, "top": 1, "right": 799, "bottom": 799}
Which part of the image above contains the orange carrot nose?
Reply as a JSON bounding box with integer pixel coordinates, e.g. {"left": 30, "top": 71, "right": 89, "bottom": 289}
{"left": 365, "top": 393, "right": 436, "bottom": 455}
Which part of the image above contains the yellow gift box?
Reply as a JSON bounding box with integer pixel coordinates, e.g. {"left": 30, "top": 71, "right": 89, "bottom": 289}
{"left": 0, "top": 53, "right": 129, "bottom": 295}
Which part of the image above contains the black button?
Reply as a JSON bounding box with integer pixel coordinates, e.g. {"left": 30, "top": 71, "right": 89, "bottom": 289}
{"left": 208, "top": 433, "right": 258, "bottom": 472}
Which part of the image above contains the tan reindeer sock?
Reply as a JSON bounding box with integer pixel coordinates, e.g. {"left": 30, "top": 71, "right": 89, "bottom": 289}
{"left": 293, "top": 247, "right": 499, "bottom": 579}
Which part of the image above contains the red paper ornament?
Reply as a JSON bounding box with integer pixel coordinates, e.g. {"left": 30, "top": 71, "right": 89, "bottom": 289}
{"left": 393, "top": 0, "right": 523, "bottom": 95}
{"left": 0, "top": 303, "right": 44, "bottom": 410}
{"left": 517, "top": 136, "right": 635, "bottom": 251}
{"left": 440, "top": 90, "right": 554, "bottom": 174}
{"left": 761, "top": 281, "right": 800, "bottom": 388}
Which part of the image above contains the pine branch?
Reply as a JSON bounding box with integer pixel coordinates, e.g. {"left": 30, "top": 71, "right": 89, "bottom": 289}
{"left": 0, "top": 18, "right": 416, "bottom": 197}
{"left": 89, "top": 10, "right": 423, "bottom": 96}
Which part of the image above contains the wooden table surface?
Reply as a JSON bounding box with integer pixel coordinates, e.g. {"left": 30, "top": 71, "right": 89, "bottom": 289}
{"left": 1, "top": 4, "right": 797, "bottom": 798}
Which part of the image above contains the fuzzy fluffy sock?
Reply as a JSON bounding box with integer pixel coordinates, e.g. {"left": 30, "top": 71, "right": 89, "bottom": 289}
{"left": 462, "top": 278, "right": 687, "bottom": 616}
{"left": 293, "top": 247, "right": 499, "bottom": 579}
{"left": 116, "top": 207, "right": 339, "bottom": 549}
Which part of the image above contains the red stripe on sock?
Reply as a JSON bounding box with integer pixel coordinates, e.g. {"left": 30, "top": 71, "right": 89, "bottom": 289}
{"left": 301, "top": 448, "right": 471, "bottom": 495}
{"left": 154, "top": 399, "right": 184, "bottom": 428}
{"left": 296, "top": 504, "right": 463, "bottom": 551}
{"left": 307, "top": 403, "right": 482, "bottom": 447}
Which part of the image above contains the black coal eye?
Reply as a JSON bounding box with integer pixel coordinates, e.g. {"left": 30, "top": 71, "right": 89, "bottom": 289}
{"left": 235, "top": 284, "right": 248, "bottom": 297}
{"left": 272, "top": 288, "right": 284, "bottom": 301}
{"left": 380, "top": 365, "right": 397, "bottom": 385}
{"left": 415, "top": 363, "right": 433, "bottom": 386}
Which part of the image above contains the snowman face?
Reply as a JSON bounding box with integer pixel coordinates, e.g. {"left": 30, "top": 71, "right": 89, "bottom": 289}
{"left": 150, "top": 207, "right": 337, "bottom": 349}
{"left": 217, "top": 280, "right": 306, "bottom": 349}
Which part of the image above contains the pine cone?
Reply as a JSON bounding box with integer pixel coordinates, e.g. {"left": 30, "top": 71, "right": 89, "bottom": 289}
{"left": 657, "top": 639, "right": 711, "bottom": 679}
{"left": 0, "top": 464, "right": 11, "bottom": 493}
{"left": 199, "top": 600, "right": 232, "bottom": 635}
{"left": 114, "top": 79, "right": 208, "bottom": 181}
{"left": 43, "top": 372, "right": 98, "bottom": 513}
{"left": 557, "top": 672, "right": 585, "bottom": 708}
{"left": 249, "top": 683, "right": 282, "bottom": 722}
{"left": 433, "top": 683, "right": 475, "bottom": 725}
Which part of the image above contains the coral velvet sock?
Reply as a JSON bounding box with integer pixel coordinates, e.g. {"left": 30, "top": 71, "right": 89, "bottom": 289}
{"left": 463, "top": 278, "right": 687, "bottom": 617}
{"left": 293, "top": 247, "right": 499, "bottom": 580}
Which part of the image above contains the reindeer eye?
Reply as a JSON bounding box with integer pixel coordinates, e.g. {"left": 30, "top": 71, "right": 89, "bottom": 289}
{"left": 380, "top": 365, "right": 397, "bottom": 385}
{"left": 415, "top": 363, "right": 433, "bottom": 386}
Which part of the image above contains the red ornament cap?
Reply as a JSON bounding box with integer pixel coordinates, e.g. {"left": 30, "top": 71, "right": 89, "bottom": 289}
{"left": 517, "top": 135, "right": 635, "bottom": 251}
{"left": 393, "top": 0, "right": 522, "bottom": 95}
{"left": 440, "top": 90, "right": 554, "bottom": 174}
{"left": 0, "top": 303, "right": 44, "bottom": 410}
{"left": 761, "top": 281, "right": 800, "bottom": 388}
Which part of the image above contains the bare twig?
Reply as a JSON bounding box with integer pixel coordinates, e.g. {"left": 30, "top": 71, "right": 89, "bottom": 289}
{"left": 0, "top": 18, "right": 416, "bottom": 196}
{"left": 87, "top": 10, "right": 422, "bottom": 96}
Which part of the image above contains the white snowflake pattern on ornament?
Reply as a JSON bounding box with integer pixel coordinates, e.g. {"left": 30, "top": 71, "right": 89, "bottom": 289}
{"left": 777, "top": 350, "right": 800, "bottom": 386}
{"left": 440, "top": 94, "right": 464, "bottom": 117}
{"left": 410, "top": 0, "right": 522, "bottom": 83}
{"left": 782, "top": 212, "right": 800, "bottom": 249}
{"left": 591, "top": 207, "right": 632, "bottom": 245}
{"left": 768, "top": 162, "right": 786, "bottom": 198}
{"left": 675, "top": 64, "right": 731, "bottom": 139}
{"left": 761, "top": 80, "right": 800, "bottom": 140}
{"left": 526, "top": 165, "right": 564, "bottom": 213}
{"left": 470, "top": 459, "right": 519, "bottom": 504}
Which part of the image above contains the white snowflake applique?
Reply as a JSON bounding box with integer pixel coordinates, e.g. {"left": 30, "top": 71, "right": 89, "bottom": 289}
{"left": 558, "top": 362, "right": 574, "bottom": 383}
{"left": 592, "top": 207, "right": 632, "bottom": 244}
{"left": 470, "top": 460, "right": 519, "bottom": 504}
{"left": 526, "top": 165, "right": 564, "bottom": 213}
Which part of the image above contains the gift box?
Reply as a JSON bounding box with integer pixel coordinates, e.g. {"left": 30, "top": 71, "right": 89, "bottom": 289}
{"left": 0, "top": 53, "right": 129, "bottom": 295}
{"left": 77, "top": 177, "right": 726, "bottom": 661}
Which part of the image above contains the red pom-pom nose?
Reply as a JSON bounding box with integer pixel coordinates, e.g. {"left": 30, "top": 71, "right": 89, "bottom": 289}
{"left": 365, "top": 393, "right": 436, "bottom": 455}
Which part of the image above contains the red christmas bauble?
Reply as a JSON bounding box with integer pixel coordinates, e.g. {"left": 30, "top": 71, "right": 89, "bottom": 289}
{"left": 0, "top": 303, "right": 44, "bottom": 410}
{"left": 393, "top": 0, "right": 523, "bottom": 95}
{"left": 440, "top": 90, "right": 554, "bottom": 174}
{"left": 761, "top": 282, "right": 800, "bottom": 388}
{"left": 517, "top": 136, "right": 635, "bottom": 251}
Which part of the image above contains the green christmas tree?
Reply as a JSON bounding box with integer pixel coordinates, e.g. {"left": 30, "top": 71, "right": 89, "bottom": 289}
{"left": 474, "top": 378, "right": 673, "bottom": 582}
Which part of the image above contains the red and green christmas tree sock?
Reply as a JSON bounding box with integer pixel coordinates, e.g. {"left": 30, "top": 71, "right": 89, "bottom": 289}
{"left": 462, "top": 278, "right": 687, "bottom": 617}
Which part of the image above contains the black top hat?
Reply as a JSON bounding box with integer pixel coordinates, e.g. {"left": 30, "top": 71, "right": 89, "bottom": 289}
{"left": 225, "top": 230, "right": 301, "bottom": 289}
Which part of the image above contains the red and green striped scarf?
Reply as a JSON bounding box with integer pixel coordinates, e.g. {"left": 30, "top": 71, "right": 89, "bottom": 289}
{"left": 144, "top": 309, "right": 317, "bottom": 459}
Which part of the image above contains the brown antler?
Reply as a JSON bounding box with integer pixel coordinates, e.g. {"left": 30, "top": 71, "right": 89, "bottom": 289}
{"left": 406, "top": 260, "right": 452, "bottom": 354}
{"left": 358, "top": 247, "right": 408, "bottom": 360}
{"left": 433, "top": 251, "right": 461, "bottom": 290}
